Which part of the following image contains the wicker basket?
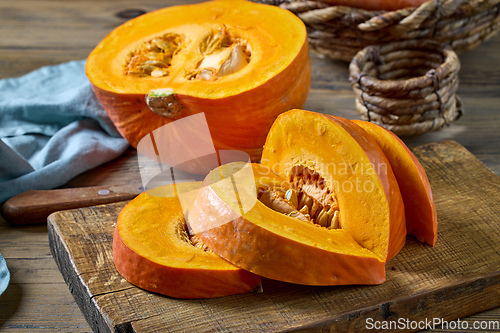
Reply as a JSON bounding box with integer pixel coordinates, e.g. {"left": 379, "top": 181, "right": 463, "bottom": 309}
{"left": 349, "top": 39, "right": 463, "bottom": 136}
{"left": 254, "top": 0, "right": 500, "bottom": 61}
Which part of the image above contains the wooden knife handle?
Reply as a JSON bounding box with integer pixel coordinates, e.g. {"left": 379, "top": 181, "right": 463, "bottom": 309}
{"left": 1, "top": 184, "right": 144, "bottom": 225}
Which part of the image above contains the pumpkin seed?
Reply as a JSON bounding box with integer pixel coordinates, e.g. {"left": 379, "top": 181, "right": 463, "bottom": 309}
{"left": 285, "top": 189, "right": 298, "bottom": 208}
{"left": 137, "top": 65, "right": 157, "bottom": 74}
{"left": 198, "top": 68, "right": 217, "bottom": 81}
{"left": 147, "top": 43, "right": 161, "bottom": 52}
{"left": 316, "top": 209, "right": 329, "bottom": 228}
{"left": 310, "top": 200, "right": 320, "bottom": 219}
{"left": 298, "top": 204, "right": 309, "bottom": 216}
{"left": 151, "top": 68, "right": 169, "bottom": 78}
{"left": 329, "top": 210, "right": 340, "bottom": 230}
{"left": 142, "top": 60, "right": 168, "bottom": 68}
{"left": 219, "top": 44, "right": 249, "bottom": 77}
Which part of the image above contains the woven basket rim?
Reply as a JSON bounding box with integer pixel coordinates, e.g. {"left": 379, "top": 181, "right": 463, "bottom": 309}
{"left": 348, "top": 38, "right": 463, "bottom": 136}
{"left": 349, "top": 40, "right": 459, "bottom": 92}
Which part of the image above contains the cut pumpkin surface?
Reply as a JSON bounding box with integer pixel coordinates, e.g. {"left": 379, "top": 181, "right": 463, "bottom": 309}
{"left": 112, "top": 182, "right": 261, "bottom": 299}
{"left": 352, "top": 120, "right": 438, "bottom": 246}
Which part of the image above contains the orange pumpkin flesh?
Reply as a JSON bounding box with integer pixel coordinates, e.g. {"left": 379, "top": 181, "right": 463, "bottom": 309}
{"left": 352, "top": 120, "right": 438, "bottom": 246}
{"left": 188, "top": 163, "right": 386, "bottom": 286}
{"left": 112, "top": 182, "right": 261, "bottom": 299}
{"left": 86, "top": 0, "right": 310, "bottom": 162}
{"left": 261, "top": 110, "right": 406, "bottom": 263}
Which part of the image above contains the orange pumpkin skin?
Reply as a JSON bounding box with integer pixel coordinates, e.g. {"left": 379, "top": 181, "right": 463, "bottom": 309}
{"left": 112, "top": 183, "right": 261, "bottom": 299}
{"left": 323, "top": 114, "right": 407, "bottom": 261}
{"left": 261, "top": 110, "right": 406, "bottom": 263}
{"left": 352, "top": 120, "right": 437, "bottom": 246}
{"left": 86, "top": 0, "right": 311, "bottom": 163}
{"left": 188, "top": 163, "right": 386, "bottom": 286}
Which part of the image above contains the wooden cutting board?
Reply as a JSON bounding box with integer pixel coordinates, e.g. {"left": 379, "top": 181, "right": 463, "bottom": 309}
{"left": 47, "top": 140, "right": 500, "bottom": 333}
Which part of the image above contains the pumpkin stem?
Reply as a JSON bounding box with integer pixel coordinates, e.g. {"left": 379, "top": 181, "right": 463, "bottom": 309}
{"left": 145, "top": 88, "right": 183, "bottom": 118}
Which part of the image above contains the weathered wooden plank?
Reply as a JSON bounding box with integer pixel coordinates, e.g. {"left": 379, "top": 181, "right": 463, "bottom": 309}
{"left": 0, "top": 223, "right": 53, "bottom": 259}
{"left": 47, "top": 140, "right": 500, "bottom": 332}
{"left": 0, "top": 281, "right": 90, "bottom": 332}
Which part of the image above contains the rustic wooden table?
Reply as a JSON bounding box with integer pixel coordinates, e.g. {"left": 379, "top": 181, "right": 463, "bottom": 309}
{"left": 0, "top": 0, "right": 499, "bottom": 332}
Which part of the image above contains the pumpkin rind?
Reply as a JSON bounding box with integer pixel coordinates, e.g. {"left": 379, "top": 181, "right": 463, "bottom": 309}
{"left": 352, "top": 119, "right": 438, "bottom": 246}
{"left": 86, "top": 0, "right": 310, "bottom": 162}
{"left": 112, "top": 182, "right": 261, "bottom": 299}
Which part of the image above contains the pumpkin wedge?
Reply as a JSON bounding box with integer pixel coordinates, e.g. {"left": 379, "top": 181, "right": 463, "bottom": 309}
{"left": 261, "top": 110, "right": 406, "bottom": 263}
{"left": 112, "top": 182, "right": 261, "bottom": 299}
{"left": 352, "top": 120, "right": 438, "bottom": 246}
{"left": 188, "top": 163, "right": 387, "bottom": 286}
{"left": 188, "top": 110, "right": 407, "bottom": 286}
{"left": 86, "top": 0, "right": 310, "bottom": 162}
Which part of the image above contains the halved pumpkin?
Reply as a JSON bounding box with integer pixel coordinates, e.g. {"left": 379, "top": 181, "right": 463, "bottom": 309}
{"left": 187, "top": 110, "right": 407, "bottom": 286}
{"left": 352, "top": 120, "right": 438, "bottom": 246}
{"left": 86, "top": 0, "right": 310, "bottom": 162}
{"left": 112, "top": 182, "right": 261, "bottom": 299}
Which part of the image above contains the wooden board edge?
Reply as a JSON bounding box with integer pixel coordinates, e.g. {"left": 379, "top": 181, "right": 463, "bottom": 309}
{"left": 47, "top": 210, "right": 130, "bottom": 333}
{"left": 282, "top": 273, "right": 500, "bottom": 333}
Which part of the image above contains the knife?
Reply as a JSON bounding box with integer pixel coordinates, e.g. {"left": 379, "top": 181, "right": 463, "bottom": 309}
{"left": 1, "top": 183, "right": 145, "bottom": 225}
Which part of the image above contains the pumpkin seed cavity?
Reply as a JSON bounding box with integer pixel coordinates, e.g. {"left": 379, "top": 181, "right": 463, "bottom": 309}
{"left": 186, "top": 25, "right": 251, "bottom": 81}
{"left": 124, "top": 26, "right": 250, "bottom": 81}
{"left": 177, "top": 220, "right": 212, "bottom": 253}
{"left": 258, "top": 166, "right": 340, "bottom": 229}
{"left": 125, "top": 33, "right": 182, "bottom": 77}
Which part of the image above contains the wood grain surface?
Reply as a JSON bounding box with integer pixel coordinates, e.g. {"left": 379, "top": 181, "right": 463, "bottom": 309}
{"left": 46, "top": 141, "right": 500, "bottom": 333}
{"left": 1, "top": 0, "right": 500, "bottom": 332}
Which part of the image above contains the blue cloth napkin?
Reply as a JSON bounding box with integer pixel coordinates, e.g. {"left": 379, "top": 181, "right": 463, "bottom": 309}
{"left": 0, "top": 253, "right": 9, "bottom": 295}
{"left": 0, "top": 60, "right": 130, "bottom": 203}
